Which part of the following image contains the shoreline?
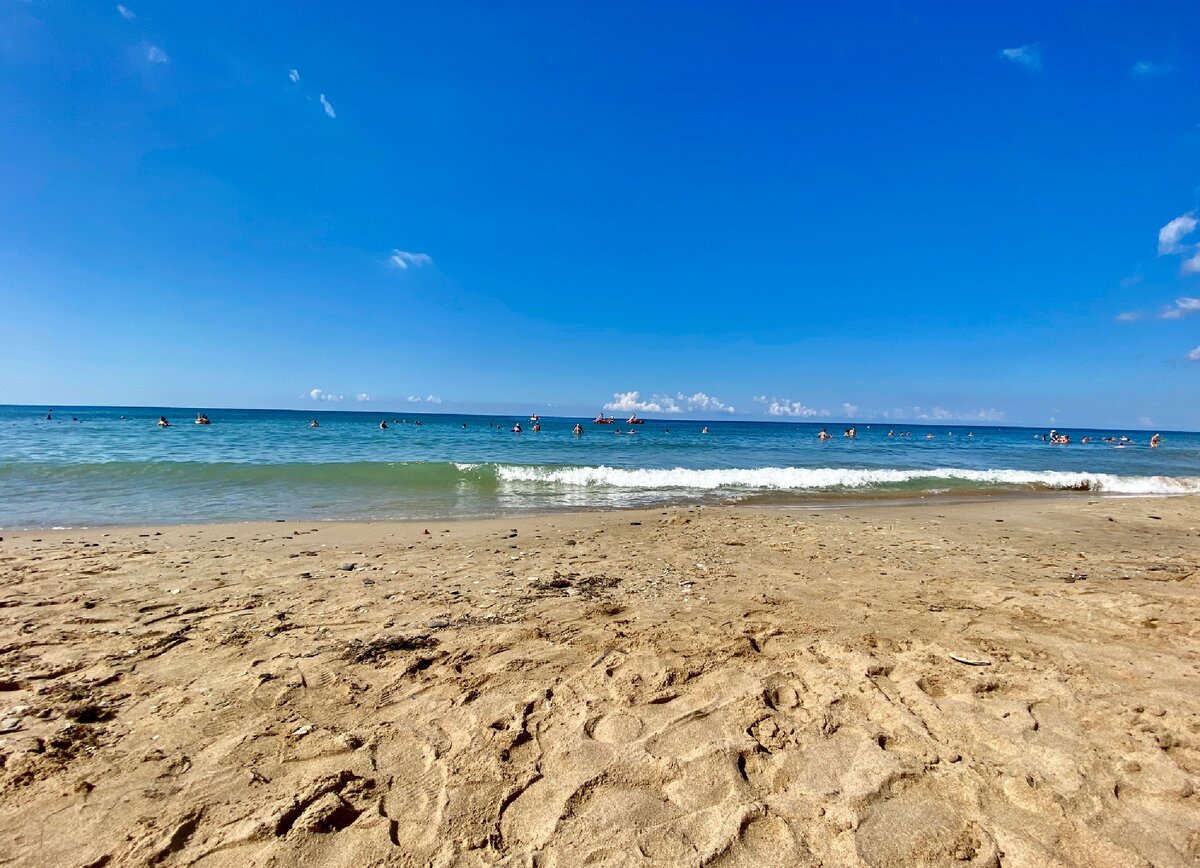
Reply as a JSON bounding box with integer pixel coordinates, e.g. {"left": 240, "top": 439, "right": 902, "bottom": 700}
{"left": 1, "top": 497, "right": 1198, "bottom": 864}
{"left": 0, "top": 487, "right": 1186, "bottom": 533}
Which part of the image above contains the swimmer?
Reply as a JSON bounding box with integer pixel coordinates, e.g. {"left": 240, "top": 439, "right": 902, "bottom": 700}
{"left": 310, "top": 419, "right": 320, "bottom": 428}
{"left": 572, "top": 423, "right": 583, "bottom": 436}
{"left": 45, "top": 410, "right": 53, "bottom": 420}
{"left": 887, "top": 430, "right": 894, "bottom": 438}
{"left": 533, "top": 422, "right": 541, "bottom": 432}
{"left": 512, "top": 422, "right": 522, "bottom": 433}
{"left": 1150, "top": 433, "right": 1161, "bottom": 448}
{"left": 701, "top": 427, "right": 709, "bottom": 435}
{"left": 379, "top": 420, "right": 389, "bottom": 429}
{"left": 157, "top": 416, "right": 171, "bottom": 428}
{"left": 818, "top": 428, "right": 832, "bottom": 440}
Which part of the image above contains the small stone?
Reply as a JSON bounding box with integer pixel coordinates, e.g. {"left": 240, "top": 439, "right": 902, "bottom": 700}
{"left": 292, "top": 724, "right": 313, "bottom": 737}
{"left": 340, "top": 563, "right": 356, "bottom": 571}
{"left": 0, "top": 717, "right": 22, "bottom": 733}
{"left": 428, "top": 618, "right": 450, "bottom": 629}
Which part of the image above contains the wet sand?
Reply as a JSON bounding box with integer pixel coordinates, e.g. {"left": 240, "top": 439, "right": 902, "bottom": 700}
{"left": 0, "top": 497, "right": 1197, "bottom": 866}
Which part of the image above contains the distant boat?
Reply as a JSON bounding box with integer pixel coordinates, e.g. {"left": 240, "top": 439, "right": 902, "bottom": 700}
{"left": 594, "top": 414, "right": 615, "bottom": 424}
{"left": 627, "top": 415, "right": 644, "bottom": 424}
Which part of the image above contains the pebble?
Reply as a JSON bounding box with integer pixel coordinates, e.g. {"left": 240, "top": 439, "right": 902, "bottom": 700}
{"left": 0, "top": 717, "right": 23, "bottom": 733}
{"left": 428, "top": 618, "right": 450, "bottom": 629}
{"left": 340, "top": 563, "right": 356, "bottom": 571}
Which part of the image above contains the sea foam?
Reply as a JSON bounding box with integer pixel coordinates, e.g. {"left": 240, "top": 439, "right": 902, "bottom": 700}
{"left": 494, "top": 465, "right": 1200, "bottom": 495}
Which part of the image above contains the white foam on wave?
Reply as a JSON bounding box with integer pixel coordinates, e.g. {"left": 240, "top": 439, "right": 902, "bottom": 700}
{"left": 494, "top": 465, "right": 1200, "bottom": 495}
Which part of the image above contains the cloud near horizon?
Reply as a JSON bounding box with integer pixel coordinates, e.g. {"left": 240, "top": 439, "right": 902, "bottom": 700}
{"left": 604, "top": 390, "right": 735, "bottom": 415}
{"left": 355, "top": 393, "right": 370, "bottom": 402}
{"left": 883, "top": 406, "right": 1006, "bottom": 423}
{"left": 389, "top": 250, "right": 433, "bottom": 269}
{"left": 407, "top": 395, "right": 442, "bottom": 404}
{"left": 307, "top": 388, "right": 343, "bottom": 402}
{"left": 753, "top": 396, "right": 827, "bottom": 417}
{"left": 999, "top": 44, "right": 1041, "bottom": 71}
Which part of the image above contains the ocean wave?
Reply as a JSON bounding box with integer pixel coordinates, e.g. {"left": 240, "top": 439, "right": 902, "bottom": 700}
{"left": 495, "top": 465, "right": 1200, "bottom": 495}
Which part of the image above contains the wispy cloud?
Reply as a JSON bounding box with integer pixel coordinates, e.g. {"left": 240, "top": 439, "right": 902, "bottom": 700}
{"left": 1139, "top": 416, "right": 1154, "bottom": 427}
{"left": 289, "top": 68, "right": 300, "bottom": 83}
{"left": 319, "top": 93, "right": 335, "bottom": 118}
{"left": 146, "top": 44, "right": 169, "bottom": 64}
{"left": 307, "top": 388, "right": 343, "bottom": 402}
{"left": 841, "top": 402, "right": 859, "bottom": 418}
{"left": 1131, "top": 61, "right": 1166, "bottom": 79}
{"left": 116, "top": 4, "right": 136, "bottom": 20}
{"left": 388, "top": 250, "right": 433, "bottom": 269}
{"left": 999, "top": 44, "right": 1041, "bottom": 72}
{"left": 604, "top": 390, "right": 736, "bottom": 415}
{"left": 1158, "top": 212, "right": 1196, "bottom": 255}
{"left": 407, "top": 394, "right": 442, "bottom": 404}
{"left": 355, "top": 393, "right": 370, "bottom": 402}
{"left": 1188, "top": 346, "right": 1200, "bottom": 362}
{"left": 1160, "top": 297, "right": 1200, "bottom": 319}
{"left": 1115, "top": 310, "right": 1144, "bottom": 322}
{"left": 884, "top": 406, "right": 1006, "bottom": 422}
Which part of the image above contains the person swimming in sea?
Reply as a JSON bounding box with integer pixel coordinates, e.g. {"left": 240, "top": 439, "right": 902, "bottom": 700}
{"left": 512, "top": 422, "right": 522, "bottom": 433}
{"left": 379, "top": 420, "right": 389, "bottom": 430}
{"left": 572, "top": 423, "right": 583, "bottom": 435}
{"left": 157, "top": 416, "right": 171, "bottom": 428}
{"left": 310, "top": 419, "right": 320, "bottom": 428}
{"left": 701, "top": 427, "right": 709, "bottom": 435}
{"left": 1150, "top": 433, "right": 1161, "bottom": 448}
{"left": 818, "top": 428, "right": 832, "bottom": 439}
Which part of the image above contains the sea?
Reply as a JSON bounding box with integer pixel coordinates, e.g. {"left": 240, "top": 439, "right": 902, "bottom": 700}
{"left": 1, "top": 405, "right": 1198, "bottom": 529}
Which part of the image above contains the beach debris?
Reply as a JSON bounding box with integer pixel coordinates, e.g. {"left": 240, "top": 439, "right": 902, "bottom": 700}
{"left": 949, "top": 655, "right": 992, "bottom": 667}
{"left": 342, "top": 633, "right": 437, "bottom": 664}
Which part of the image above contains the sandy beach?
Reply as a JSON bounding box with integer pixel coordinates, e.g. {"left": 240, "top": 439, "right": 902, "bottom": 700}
{"left": 0, "top": 496, "right": 1197, "bottom": 866}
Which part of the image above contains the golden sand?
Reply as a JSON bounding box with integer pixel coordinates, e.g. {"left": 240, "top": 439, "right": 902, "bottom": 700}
{"left": 0, "top": 497, "right": 1198, "bottom": 866}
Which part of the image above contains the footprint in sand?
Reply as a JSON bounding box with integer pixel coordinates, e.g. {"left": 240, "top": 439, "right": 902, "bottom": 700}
{"left": 585, "top": 711, "right": 643, "bottom": 743}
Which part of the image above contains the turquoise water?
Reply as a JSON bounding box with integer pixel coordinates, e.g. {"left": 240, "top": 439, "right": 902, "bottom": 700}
{"left": 1, "top": 405, "right": 1198, "bottom": 528}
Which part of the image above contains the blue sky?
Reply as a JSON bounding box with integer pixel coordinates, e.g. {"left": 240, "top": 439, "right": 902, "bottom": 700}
{"left": 2, "top": 1, "right": 1199, "bottom": 429}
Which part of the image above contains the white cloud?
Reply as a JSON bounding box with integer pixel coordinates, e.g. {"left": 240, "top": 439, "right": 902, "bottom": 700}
{"left": 1139, "top": 416, "right": 1154, "bottom": 427}
{"left": 389, "top": 250, "right": 433, "bottom": 269}
{"left": 1132, "top": 61, "right": 1165, "bottom": 79}
{"left": 1160, "top": 297, "right": 1200, "bottom": 319}
{"left": 677, "top": 391, "right": 735, "bottom": 414}
{"left": 999, "top": 44, "right": 1041, "bottom": 72}
{"left": 307, "top": 388, "right": 343, "bottom": 402}
{"left": 604, "top": 390, "right": 735, "bottom": 415}
{"left": 885, "top": 406, "right": 1006, "bottom": 422}
{"left": 319, "top": 93, "right": 335, "bottom": 118}
{"left": 841, "top": 402, "right": 859, "bottom": 418}
{"left": 116, "top": 4, "right": 135, "bottom": 19}
{"left": 355, "top": 393, "right": 370, "bottom": 402}
{"left": 752, "top": 395, "right": 829, "bottom": 418}
{"left": 146, "top": 45, "right": 169, "bottom": 64}
{"left": 1158, "top": 212, "right": 1196, "bottom": 255}
{"left": 1183, "top": 253, "right": 1200, "bottom": 275}
{"left": 289, "top": 68, "right": 300, "bottom": 83}
{"left": 1188, "top": 346, "right": 1200, "bottom": 362}
{"left": 1116, "top": 310, "right": 1144, "bottom": 322}
{"left": 406, "top": 395, "right": 442, "bottom": 404}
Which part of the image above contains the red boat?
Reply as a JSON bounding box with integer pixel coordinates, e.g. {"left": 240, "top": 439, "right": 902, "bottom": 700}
{"left": 594, "top": 415, "right": 615, "bottom": 424}
{"left": 627, "top": 415, "right": 645, "bottom": 424}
